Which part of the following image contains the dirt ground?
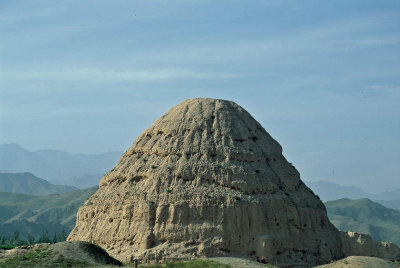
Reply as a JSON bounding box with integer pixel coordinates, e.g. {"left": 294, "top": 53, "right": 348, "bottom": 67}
{"left": 314, "top": 256, "right": 399, "bottom": 268}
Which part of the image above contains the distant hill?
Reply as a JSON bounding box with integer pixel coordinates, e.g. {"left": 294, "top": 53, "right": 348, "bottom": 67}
{"left": 325, "top": 198, "right": 400, "bottom": 246}
{"left": 306, "top": 181, "right": 400, "bottom": 210}
{"left": 376, "top": 200, "right": 400, "bottom": 211}
{"left": 0, "top": 172, "right": 77, "bottom": 195}
{"left": 371, "top": 189, "right": 400, "bottom": 201}
{"left": 64, "top": 174, "right": 105, "bottom": 189}
{"left": 0, "top": 186, "right": 98, "bottom": 239}
{"left": 0, "top": 143, "right": 122, "bottom": 188}
{"left": 305, "top": 181, "right": 370, "bottom": 201}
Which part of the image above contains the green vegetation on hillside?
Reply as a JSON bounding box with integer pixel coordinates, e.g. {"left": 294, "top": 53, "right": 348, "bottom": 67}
{"left": 0, "top": 186, "right": 98, "bottom": 241}
{"left": 325, "top": 198, "right": 400, "bottom": 245}
{"left": 0, "top": 229, "right": 67, "bottom": 249}
{"left": 0, "top": 172, "right": 77, "bottom": 195}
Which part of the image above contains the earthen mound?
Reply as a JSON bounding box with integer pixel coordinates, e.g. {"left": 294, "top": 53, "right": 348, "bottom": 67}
{"left": 68, "top": 98, "right": 343, "bottom": 267}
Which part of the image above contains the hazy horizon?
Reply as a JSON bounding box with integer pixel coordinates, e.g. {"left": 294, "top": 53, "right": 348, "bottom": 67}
{"left": 1, "top": 1, "right": 399, "bottom": 193}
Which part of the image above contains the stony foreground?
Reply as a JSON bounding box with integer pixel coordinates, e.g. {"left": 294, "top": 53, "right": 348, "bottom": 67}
{"left": 0, "top": 241, "right": 121, "bottom": 267}
{"left": 1, "top": 244, "right": 398, "bottom": 268}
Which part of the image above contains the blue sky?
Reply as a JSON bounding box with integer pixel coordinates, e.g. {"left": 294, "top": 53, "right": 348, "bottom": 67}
{"left": 1, "top": 0, "right": 399, "bottom": 193}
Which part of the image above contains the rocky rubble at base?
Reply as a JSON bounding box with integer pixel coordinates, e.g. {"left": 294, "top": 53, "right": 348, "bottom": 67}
{"left": 340, "top": 231, "right": 400, "bottom": 260}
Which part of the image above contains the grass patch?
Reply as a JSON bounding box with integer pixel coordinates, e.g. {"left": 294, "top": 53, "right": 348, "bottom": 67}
{"left": 151, "top": 165, "right": 157, "bottom": 169}
{"left": 0, "top": 246, "right": 52, "bottom": 267}
{"left": 139, "top": 260, "right": 231, "bottom": 268}
{"left": 166, "top": 189, "right": 172, "bottom": 193}
{"left": 0, "top": 244, "right": 17, "bottom": 250}
{"left": 0, "top": 246, "right": 92, "bottom": 268}
{"left": 136, "top": 154, "right": 142, "bottom": 159}
{"left": 52, "top": 254, "right": 89, "bottom": 267}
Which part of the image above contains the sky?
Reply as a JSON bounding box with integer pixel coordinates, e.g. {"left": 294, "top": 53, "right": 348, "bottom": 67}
{"left": 0, "top": 0, "right": 399, "bottom": 193}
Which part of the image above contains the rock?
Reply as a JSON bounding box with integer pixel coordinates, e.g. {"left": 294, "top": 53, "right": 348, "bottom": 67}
{"left": 340, "top": 231, "right": 400, "bottom": 261}
{"left": 68, "top": 98, "right": 344, "bottom": 267}
{"left": 0, "top": 243, "right": 50, "bottom": 261}
{"left": 49, "top": 241, "right": 122, "bottom": 266}
{"left": 0, "top": 241, "right": 121, "bottom": 267}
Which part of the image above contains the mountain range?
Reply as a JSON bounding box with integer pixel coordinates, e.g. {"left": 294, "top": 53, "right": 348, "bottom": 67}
{"left": 0, "top": 186, "right": 98, "bottom": 240}
{"left": 306, "top": 180, "right": 400, "bottom": 210}
{"left": 326, "top": 198, "right": 400, "bottom": 246}
{"left": 0, "top": 143, "right": 122, "bottom": 188}
{"left": 0, "top": 172, "right": 77, "bottom": 195}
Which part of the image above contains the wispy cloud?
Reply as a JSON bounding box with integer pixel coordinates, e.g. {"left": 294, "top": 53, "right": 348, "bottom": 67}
{"left": 2, "top": 66, "right": 238, "bottom": 86}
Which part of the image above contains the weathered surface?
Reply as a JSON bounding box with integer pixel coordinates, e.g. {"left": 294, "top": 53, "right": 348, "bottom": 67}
{"left": 68, "top": 98, "right": 343, "bottom": 267}
{"left": 340, "top": 231, "right": 400, "bottom": 261}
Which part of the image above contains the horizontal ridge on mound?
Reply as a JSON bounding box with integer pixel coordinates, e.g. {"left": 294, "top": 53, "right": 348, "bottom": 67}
{"left": 68, "top": 98, "right": 344, "bottom": 267}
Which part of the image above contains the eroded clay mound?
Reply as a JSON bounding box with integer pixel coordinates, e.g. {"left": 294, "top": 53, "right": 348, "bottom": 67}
{"left": 68, "top": 98, "right": 343, "bottom": 267}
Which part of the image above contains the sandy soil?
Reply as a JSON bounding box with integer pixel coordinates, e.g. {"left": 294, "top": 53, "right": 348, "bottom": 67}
{"left": 314, "top": 256, "right": 398, "bottom": 268}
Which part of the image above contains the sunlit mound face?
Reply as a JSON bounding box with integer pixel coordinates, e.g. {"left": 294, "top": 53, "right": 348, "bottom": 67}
{"left": 68, "top": 98, "right": 344, "bottom": 267}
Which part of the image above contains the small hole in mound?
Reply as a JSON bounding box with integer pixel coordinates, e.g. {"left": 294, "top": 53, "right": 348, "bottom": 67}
{"left": 219, "top": 248, "right": 230, "bottom": 253}
{"left": 248, "top": 250, "right": 256, "bottom": 255}
{"left": 249, "top": 136, "right": 258, "bottom": 142}
{"left": 211, "top": 115, "right": 215, "bottom": 119}
{"left": 255, "top": 170, "right": 260, "bottom": 174}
